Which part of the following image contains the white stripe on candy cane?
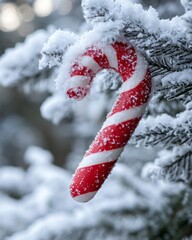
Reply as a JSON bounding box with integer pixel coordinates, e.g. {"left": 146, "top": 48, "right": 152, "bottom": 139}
{"left": 101, "top": 44, "right": 118, "bottom": 70}
{"left": 81, "top": 55, "right": 101, "bottom": 74}
{"left": 121, "top": 51, "right": 148, "bottom": 92}
{"left": 102, "top": 103, "right": 147, "bottom": 129}
{"left": 73, "top": 191, "right": 97, "bottom": 202}
{"left": 78, "top": 147, "right": 124, "bottom": 168}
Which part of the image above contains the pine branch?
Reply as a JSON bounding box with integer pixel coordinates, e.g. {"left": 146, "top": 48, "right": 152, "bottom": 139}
{"left": 145, "top": 146, "right": 192, "bottom": 183}
{"left": 40, "top": 23, "right": 192, "bottom": 82}
{"left": 181, "top": 0, "right": 192, "bottom": 37}
{"left": 20, "top": 69, "right": 56, "bottom": 94}
{"left": 5, "top": 162, "right": 191, "bottom": 240}
{"left": 39, "top": 30, "right": 78, "bottom": 69}
{"left": 147, "top": 92, "right": 184, "bottom": 116}
{"left": 165, "top": 150, "right": 192, "bottom": 182}
{"left": 123, "top": 24, "right": 192, "bottom": 77}
{"left": 132, "top": 111, "right": 192, "bottom": 147}
{"left": 82, "top": 0, "right": 192, "bottom": 78}
{"left": 160, "top": 81, "right": 192, "bottom": 104}
{"left": 154, "top": 70, "right": 192, "bottom": 104}
{"left": 0, "top": 29, "right": 55, "bottom": 93}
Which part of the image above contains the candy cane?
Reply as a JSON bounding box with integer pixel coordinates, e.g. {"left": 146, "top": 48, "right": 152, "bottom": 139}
{"left": 66, "top": 42, "right": 151, "bottom": 202}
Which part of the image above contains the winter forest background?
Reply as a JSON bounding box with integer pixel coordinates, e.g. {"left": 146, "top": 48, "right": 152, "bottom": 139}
{"left": 0, "top": 0, "right": 192, "bottom": 239}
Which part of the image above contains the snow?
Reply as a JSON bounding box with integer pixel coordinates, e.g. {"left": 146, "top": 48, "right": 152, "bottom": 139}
{"left": 156, "top": 146, "right": 192, "bottom": 168}
{"left": 82, "top": 0, "right": 187, "bottom": 40}
{"left": 161, "top": 69, "right": 192, "bottom": 86}
{"left": 134, "top": 108, "right": 192, "bottom": 140}
{"left": 2, "top": 158, "right": 183, "bottom": 240}
{"left": 142, "top": 162, "right": 165, "bottom": 181}
{"left": 36, "top": 0, "right": 188, "bottom": 122}
{"left": 181, "top": 0, "right": 192, "bottom": 10}
{"left": 186, "top": 101, "right": 192, "bottom": 110}
{"left": 40, "top": 89, "right": 108, "bottom": 125}
{"left": 142, "top": 145, "right": 192, "bottom": 183}
{"left": 82, "top": 0, "right": 119, "bottom": 24}
{"left": 55, "top": 21, "right": 124, "bottom": 92}
{"left": 0, "top": 167, "right": 26, "bottom": 195}
{"left": 133, "top": 114, "right": 172, "bottom": 137}
{"left": 39, "top": 30, "right": 78, "bottom": 69}
{"left": 40, "top": 93, "right": 74, "bottom": 124}
{"left": 24, "top": 146, "right": 54, "bottom": 165}
{"left": 0, "top": 0, "right": 191, "bottom": 238}
{"left": 0, "top": 29, "right": 52, "bottom": 87}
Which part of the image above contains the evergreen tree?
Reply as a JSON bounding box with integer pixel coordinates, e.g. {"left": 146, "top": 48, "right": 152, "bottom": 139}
{"left": 0, "top": 0, "right": 192, "bottom": 239}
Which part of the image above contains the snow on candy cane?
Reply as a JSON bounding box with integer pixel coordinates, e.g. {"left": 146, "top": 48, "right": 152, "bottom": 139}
{"left": 66, "top": 42, "right": 152, "bottom": 202}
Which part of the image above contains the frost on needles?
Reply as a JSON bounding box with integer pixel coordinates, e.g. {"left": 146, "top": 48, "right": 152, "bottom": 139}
{"left": 0, "top": 0, "right": 192, "bottom": 239}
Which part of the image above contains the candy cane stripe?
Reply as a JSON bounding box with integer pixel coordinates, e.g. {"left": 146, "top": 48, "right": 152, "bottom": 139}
{"left": 70, "top": 64, "right": 95, "bottom": 78}
{"left": 73, "top": 191, "right": 97, "bottom": 202}
{"left": 85, "top": 118, "right": 141, "bottom": 156}
{"left": 65, "top": 42, "right": 152, "bottom": 202}
{"left": 78, "top": 147, "right": 124, "bottom": 168}
{"left": 80, "top": 55, "right": 101, "bottom": 74}
{"left": 101, "top": 44, "right": 118, "bottom": 70}
{"left": 110, "top": 71, "right": 151, "bottom": 116}
{"left": 84, "top": 46, "right": 110, "bottom": 69}
{"left": 71, "top": 160, "right": 117, "bottom": 201}
{"left": 113, "top": 42, "right": 137, "bottom": 81}
{"left": 121, "top": 52, "right": 148, "bottom": 92}
{"left": 103, "top": 103, "right": 147, "bottom": 129}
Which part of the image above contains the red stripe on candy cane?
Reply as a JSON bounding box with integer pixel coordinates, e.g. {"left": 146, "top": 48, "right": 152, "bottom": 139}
{"left": 83, "top": 46, "right": 110, "bottom": 69}
{"left": 65, "top": 42, "right": 152, "bottom": 202}
{"left": 112, "top": 42, "right": 137, "bottom": 81}
{"left": 85, "top": 118, "right": 141, "bottom": 156}
{"left": 109, "top": 70, "right": 151, "bottom": 116}
{"left": 71, "top": 160, "right": 117, "bottom": 202}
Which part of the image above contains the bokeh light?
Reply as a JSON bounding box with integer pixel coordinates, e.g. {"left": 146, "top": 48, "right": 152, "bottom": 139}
{"left": 33, "top": 0, "right": 54, "bottom": 17}
{"left": 0, "top": 3, "right": 21, "bottom": 32}
{"left": 18, "top": 22, "right": 35, "bottom": 37}
{"left": 58, "top": 0, "right": 73, "bottom": 15}
{"left": 19, "top": 4, "right": 35, "bottom": 22}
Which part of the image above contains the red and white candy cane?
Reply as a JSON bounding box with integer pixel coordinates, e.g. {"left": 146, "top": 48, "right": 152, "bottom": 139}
{"left": 66, "top": 42, "right": 151, "bottom": 202}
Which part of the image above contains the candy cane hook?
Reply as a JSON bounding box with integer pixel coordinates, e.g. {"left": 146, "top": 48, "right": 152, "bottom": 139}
{"left": 66, "top": 42, "right": 151, "bottom": 202}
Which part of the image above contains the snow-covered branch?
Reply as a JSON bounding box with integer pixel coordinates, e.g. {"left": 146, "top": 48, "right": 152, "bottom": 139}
{"left": 0, "top": 29, "right": 55, "bottom": 93}
{"left": 132, "top": 110, "right": 192, "bottom": 147}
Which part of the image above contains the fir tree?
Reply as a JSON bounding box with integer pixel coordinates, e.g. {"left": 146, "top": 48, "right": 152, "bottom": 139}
{"left": 0, "top": 0, "right": 192, "bottom": 239}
